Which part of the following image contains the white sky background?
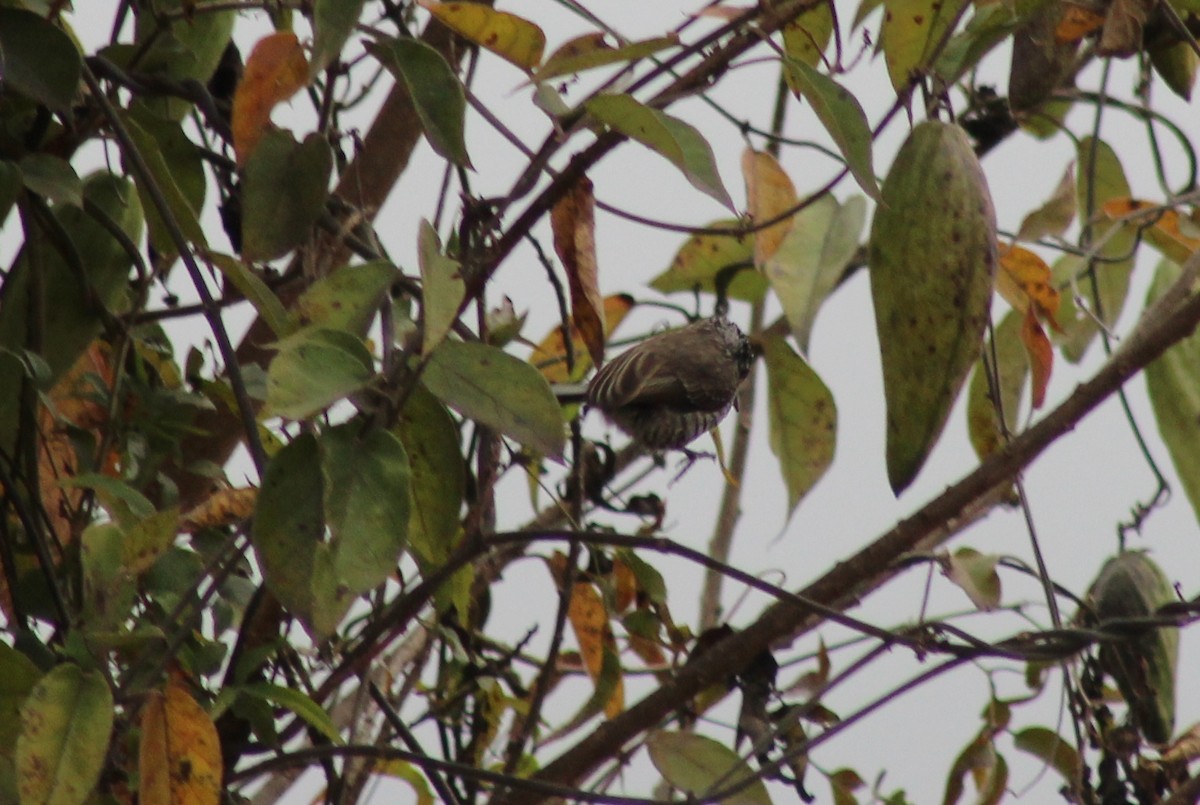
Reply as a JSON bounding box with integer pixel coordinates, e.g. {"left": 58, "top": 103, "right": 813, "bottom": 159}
{"left": 45, "top": 0, "right": 1200, "bottom": 802}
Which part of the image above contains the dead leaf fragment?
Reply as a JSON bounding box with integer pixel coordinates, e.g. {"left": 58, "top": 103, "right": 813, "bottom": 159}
{"left": 140, "top": 675, "right": 223, "bottom": 805}
{"left": 997, "top": 245, "right": 1062, "bottom": 329}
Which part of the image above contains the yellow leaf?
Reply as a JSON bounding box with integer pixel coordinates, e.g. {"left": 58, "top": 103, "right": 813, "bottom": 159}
{"left": 140, "top": 675, "right": 223, "bottom": 805}
{"left": 530, "top": 294, "right": 634, "bottom": 383}
{"left": 1103, "top": 198, "right": 1200, "bottom": 266}
{"left": 997, "top": 245, "right": 1061, "bottom": 329}
{"left": 181, "top": 487, "right": 259, "bottom": 533}
{"left": 611, "top": 556, "right": 637, "bottom": 613}
{"left": 419, "top": 0, "right": 545, "bottom": 72}
{"left": 741, "top": 149, "right": 797, "bottom": 267}
{"left": 232, "top": 33, "right": 308, "bottom": 165}
{"left": 568, "top": 582, "right": 624, "bottom": 718}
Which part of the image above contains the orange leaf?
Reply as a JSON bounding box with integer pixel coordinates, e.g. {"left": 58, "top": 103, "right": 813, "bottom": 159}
{"left": 232, "top": 32, "right": 309, "bottom": 164}
{"left": 419, "top": 0, "right": 545, "bottom": 72}
{"left": 742, "top": 149, "right": 797, "bottom": 266}
{"left": 140, "top": 676, "right": 223, "bottom": 805}
{"left": 1103, "top": 198, "right": 1200, "bottom": 265}
{"left": 1020, "top": 305, "right": 1053, "bottom": 409}
{"left": 997, "top": 245, "right": 1062, "bottom": 330}
{"left": 530, "top": 294, "right": 634, "bottom": 383}
{"left": 1055, "top": 2, "right": 1105, "bottom": 43}
{"left": 181, "top": 487, "right": 259, "bottom": 533}
{"left": 551, "top": 177, "right": 606, "bottom": 369}
{"left": 611, "top": 556, "right": 637, "bottom": 613}
{"left": 566, "top": 581, "right": 624, "bottom": 718}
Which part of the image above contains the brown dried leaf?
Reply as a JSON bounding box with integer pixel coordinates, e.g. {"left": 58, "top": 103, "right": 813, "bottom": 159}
{"left": 551, "top": 177, "right": 606, "bottom": 368}
{"left": 1020, "top": 305, "right": 1054, "bottom": 409}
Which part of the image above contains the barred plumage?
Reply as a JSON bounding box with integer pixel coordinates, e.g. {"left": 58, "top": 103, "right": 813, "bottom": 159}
{"left": 586, "top": 317, "right": 753, "bottom": 450}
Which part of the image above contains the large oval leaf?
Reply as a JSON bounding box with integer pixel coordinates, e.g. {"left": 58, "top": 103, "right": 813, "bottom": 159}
{"left": 17, "top": 665, "right": 115, "bottom": 805}
{"left": 241, "top": 130, "right": 332, "bottom": 261}
{"left": 761, "top": 335, "right": 837, "bottom": 518}
{"left": 369, "top": 37, "right": 471, "bottom": 167}
{"left": 646, "top": 730, "right": 771, "bottom": 805}
{"left": 423, "top": 340, "right": 566, "bottom": 459}
{"left": 868, "top": 121, "right": 997, "bottom": 494}
{"left": 1145, "top": 258, "right": 1200, "bottom": 528}
{"left": 265, "top": 327, "right": 374, "bottom": 420}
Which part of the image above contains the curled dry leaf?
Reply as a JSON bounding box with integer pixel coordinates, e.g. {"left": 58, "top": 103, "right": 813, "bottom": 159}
{"left": 551, "top": 177, "right": 606, "bottom": 368}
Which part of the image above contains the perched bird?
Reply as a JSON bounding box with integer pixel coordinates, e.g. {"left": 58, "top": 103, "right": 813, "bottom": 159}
{"left": 586, "top": 317, "right": 754, "bottom": 451}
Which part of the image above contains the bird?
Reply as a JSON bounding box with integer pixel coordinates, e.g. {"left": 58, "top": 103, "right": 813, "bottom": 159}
{"left": 585, "top": 316, "right": 754, "bottom": 451}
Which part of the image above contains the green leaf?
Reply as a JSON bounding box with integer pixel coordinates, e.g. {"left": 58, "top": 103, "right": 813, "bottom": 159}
{"left": 934, "top": 4, "right": 1021, "bottom": 86}
{"left": 393, "top": 383, "right": 465, "bottom": 566}
{"left": 782, "top": 2, "right": 834, "bottom": 67}
{"left": 869, "top": 121, "right": 997, "bottom": 494}
{"left": 1146, "top": 259, "right": 1200, "bottom": 529}
{"left": 418, "top": 221, "right": 465, "bottom": 356}
{"left": 133, "top": 1, "right": 235, "bottom": 120}
{"left": 239, "top": 682, "right": 343, "bottom": 744}
{"left": 265, "top": 327, "right": 374, "bottom": 420}
{"left": 646, "top": 730, "right": 772, "bottom": 805}
{"left": 764, "top": 194, "right": 866, "bottom": 352}
{"left": 649, "top": 219, "right": 766, "bottom": 302}
{"left": 207, "top": 252, "right": 293, "bottom": 338}
{"left": 17, "top": 665, "right": 114, "bottom": 805}
{"left": 292, "top": 260, "right": 397, "bottom": 336}
{"left": 781, "top": 61, "right": 879, "bottom": 200}
{"left": 81, "top": 523, "right": 137, "bottom": 632}
{"left": 17, "top": 155, "right": 82, "bottom": 208}
{"left": 241, "top": 130, "right": 333, "bottom": 261}
{"left": 61, "top": 474, "right": 155, "bottom": 527}
{"left": 586, "top": 94, "right": 733, "bottom": 209}
{"left": 311, "top": 0, "right": 367, "bottom": 76}
{"left": 120, "top": 110, "right": 207, "bottom": 261}
{"left": 0, "top": 645, "right": 42, "bottom": 766}
{"left": 369, "top": 37, "right": 471, "bottom": 167}
{"left": 966, "top": 311, "right": 1027, "bottom": 460}
{"left": 533, "top": 34, "right": 678, "bottom": 82}
{"left": 1012, "top": 727, "right": 1081, "bottom": 784}
{"left": 881, "top": 0, "right": 959, "bottom": 93}
{"left": 943, "top": 547, "right": 1002, "bottom": 611}
{"left": 0, "top": 173, "right": 144, "bottom": 453}
{"left": 0, "top": 9, "right": 82, "bottom": 114}
{"left": 423, "top": 340, "right": 566, "bottom": 459}
{"left": 252, "top": 433, "right": 325, "bottom": 626}
{"left": 1056, "top": 137, "right": 1135, "bottom": 361}
{"left": 320, "top": 423, "right": 411, "bottom": 595}
{"left": 761, "top": 335, "right": 837, "bottom": 518}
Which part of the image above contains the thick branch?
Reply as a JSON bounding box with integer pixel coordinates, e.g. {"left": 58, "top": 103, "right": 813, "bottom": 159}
{"left": 498, "top": 258, "right": 1200, "bottom": 802}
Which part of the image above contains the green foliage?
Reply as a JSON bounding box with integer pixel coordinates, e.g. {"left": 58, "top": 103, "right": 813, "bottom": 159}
{"left": 0, "top": 1, "right": 1197, "bottom": 803}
